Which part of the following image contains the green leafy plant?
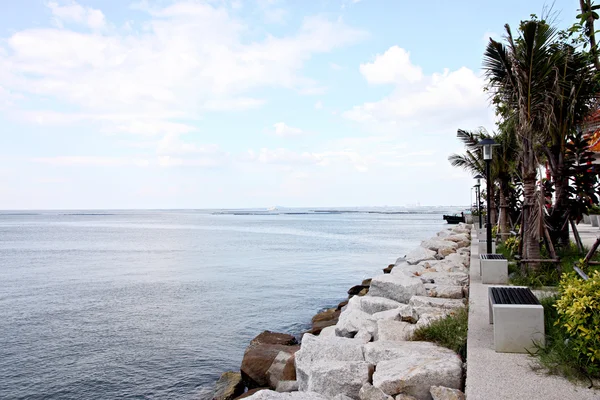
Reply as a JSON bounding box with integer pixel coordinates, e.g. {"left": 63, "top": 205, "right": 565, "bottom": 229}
{"left": 410, "top": 307, "right": 468, "bottom": 361}
{"left": 504, "top": 236, "right": 520, "bottom": 255}
{"left": 554, "top": 271, "right": 600, "bottom": 376}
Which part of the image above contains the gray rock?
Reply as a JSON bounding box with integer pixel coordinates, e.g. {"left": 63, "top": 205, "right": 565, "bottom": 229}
{"left": 421, "top": 239, "right": 458, "bottom": 252}
{"left": 444, "top": 234, "right": 470, "bottom": 249}
{"left": 390, "top": 263, "right": 426, "bottom": 277}
{"left": 333, "top": 395, "right": 355, "bottom": 400}
{"left": 415, "top": 313, "right": 448, "bottom": 329}
{"left": 373, "top": 320, "right": 415, "bottom": 341}
{"left": 395, "top": 395, "right": 418, "bottom": 400}
{"left": 372, "top": 355, "right": 462, "bottom": 398}
{"left": 358, "top": 296, "right": 403, "bottom": 314}
{"left": 368, "top": 274, "right": 426, "bottom": 304}
{"left": 418, "top": 271, "right": 468, "bottom": 286}
{"left": 335, "top": 308, "right": 377, "bottom": 338}
{"left": 295, "top": 334, "right": 365, "bottom": 391}
{"left": 302, "top": 361, "right": 374, "bottom": 399}
{"left": 430, "top": 386, "right": 465, "bottom": 400}
{"left": 318, "top": 326, "right": 337, "bottom": 337}
{"left": 438, "top": 246, "right": 457, "bottom": 257}
{"left": 436, "top": 230, "right": 453, "bottom": 238}
{"left": 359, "top": 382, "right": 394, "bottom": 400}
{"left": 275, "top": 380, "right": 299, "bottom": 393}
{"left": 406, "top": 247, "right": 437, "bottom": 265}
{"left": 443, "top": 253, "right": 469, "bottom": 267}
{"left": 372, "top": 304, "right": 419, "bottom": 323}
{"left": 424, "top": 284, "right": 464, "bottom": 299}
{"left": 354, "top": 328, "right": 373, "bottom": 343}
{"left": 408, "top": 296, "right": 465, "bottom": 310}
{"left": 242, "top": 390, "right": 330, "bottom": 400}
{"left": 363, "top": 341, "right": 457, "bottom": 364}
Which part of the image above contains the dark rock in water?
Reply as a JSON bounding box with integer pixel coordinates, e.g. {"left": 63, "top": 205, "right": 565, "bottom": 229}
{"left": 337, "top": 300, "right": 349, "bottom": 311}
{"left": 234, "top": 388, "right": 268, "bottom": 399}
{"left": 383, "top": 264, "right": 394, "bottom": 274}
{"left": 250, "top": 331, "right": 298, "bottom": 346}
{"left": 241, "top": 331, "right": 300, "bottom": 389}
{"left": 358, "top": 288, "right": 369, "bottom": 296}
{"left": 348, "top": 285, "right": 368, "bottom": 296}
{"left": 213, "top": 371, "right": 244, "bottom": 400}
{"left": 361, "top": 278, "right": 372, "bottom": 287}
{"left": 309, "top": 308, "right": 340, "bottom": 335}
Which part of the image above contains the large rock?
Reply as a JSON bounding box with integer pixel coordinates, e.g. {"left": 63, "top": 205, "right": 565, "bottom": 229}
{"left": 357, "top": 296, "right": 403, "bottom": 314}
{"left": 443, "top": 253, "right": 468, "bottom": 268}
{"left": 372, "top": 355, "right": 462, "bottom": 398}
{"left": 295, "top": 334, "right": 365, "bottom": 391}
{"left": 359, "top": 382, "right": 394, "bottom": 400}
{"left": 373, "top": 320, "right": 415, "bottom": 341}
{"left": 406, "top": 247, "right": 437, "bottom": 265}
{"left": 236, "top": 388, "right": 268, "bottom": 399}
{"left": 372, "top": 305, "right": 418, "bottom": 323}
{"left": 241, "top": 332, "right": 300, "bottom": 388}
{"left": 266, "top": 351, "right": 296, "bottom": 389}
{"left": 301, "top": 361, "right": 374, "bottom": 399}
{"left": 241, "top": 390, "right": 330, "bottom": 400}
{"left": 275, "top": 380, "right": 299, "bottom": 393}
{"left": 418, "top": 272, "right": 468, "bottom": 286}
{"left": 408, "top": 296, "right": 465, "bottom": 310}
{"left": 424, "top": 284, "right": 464, "bottom": 299}
{"left": 335, "top": 308, "right": 377, "bottom": 338}
{"left": 395, "top": 395, "right": 417, "bottom": 400}
{"left": 214, "top": 371, "right": 245, "bottom": 400}
{"left": 430, "top": 386, "right": 465, "bottom": 400}
{"left": 318, "top": 326, "right": 337, "bottom": 337}
{"left": 349, "top": 285, "right": 369, "bottom": 296}
{"left": 368, "top": 274, "right": 426, "bottom": 304}
{"left": 363, "top": 341, "right": 456, "bottom": 365}
{"left": 310, "top": 308, "right": 340, "bottom": 334}
{"left": 444, "top": 234, "right": 470, "bottom": 249}
{"left": 421, "top": 239, "right": 457, "bottom": 253}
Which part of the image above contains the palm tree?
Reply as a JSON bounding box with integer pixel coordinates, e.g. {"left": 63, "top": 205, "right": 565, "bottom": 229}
{"left": 483, "top": 20, "right": 559, "bottom": 270}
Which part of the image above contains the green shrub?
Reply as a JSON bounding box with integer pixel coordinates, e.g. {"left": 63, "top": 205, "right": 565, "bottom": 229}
{"left": 554, "top": 271, "right": 600, "bottom": 376}
{"left": 504, "top": 236, "right": 520, "bottom": 255}
{"left": 410, "top": 307, "right": 468, "bottom": 360}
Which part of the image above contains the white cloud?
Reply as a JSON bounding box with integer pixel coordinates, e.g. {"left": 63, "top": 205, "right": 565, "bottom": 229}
{"left": 47, "top": 1, "right": 106, "bottom": 30}
{"left": 0, "top": 2, "right": 366, "bottom": 134}
{"left": 31, "top": 156, "right": 150, "bottom": 167}
{"left": 359, "top": 46, "right": 423, "bottom": 84}
{"left": 156, "top": 133, "right": 221, "bottom": 155}
{"left": 330, "top": 62, "right": 342, "bottom": 70}
{"left": 346, "top": 47, "right": 492, "bottom": 135}
{"left": 315, "top": 100, "right": 323, "bottom": 110}
{"left": 243, "top": 148, "right": 321, "bottom": 165}
{"left": 273, "top": 122, "right": 305, "bottom": 137}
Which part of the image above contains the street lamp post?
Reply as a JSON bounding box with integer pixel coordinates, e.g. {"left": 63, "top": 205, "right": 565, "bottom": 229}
{"left": 474, "top": 174, "right": 483, "bottom": 229}
{"left": 478, "top": 139, "right": 499, "bottom": 254}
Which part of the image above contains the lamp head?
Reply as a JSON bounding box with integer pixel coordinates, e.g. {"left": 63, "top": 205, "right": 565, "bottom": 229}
{"left": 477, "top": 138, "right": 499, "bottom": 161}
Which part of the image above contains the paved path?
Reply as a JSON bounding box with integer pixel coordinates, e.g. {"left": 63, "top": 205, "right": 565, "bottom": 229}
{"left": 572, "top": 221, "right": 600, "bottom": 249}
{"left": 464, "top": 229, "right": 598, "bottom": 399}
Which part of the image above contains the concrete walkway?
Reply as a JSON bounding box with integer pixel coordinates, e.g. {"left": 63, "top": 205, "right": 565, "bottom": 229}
{"left": 572, "top": 221, "right": 600, "bottom": 249}
{"left": 464, "top": 229, "right": 598, "bottom": 400}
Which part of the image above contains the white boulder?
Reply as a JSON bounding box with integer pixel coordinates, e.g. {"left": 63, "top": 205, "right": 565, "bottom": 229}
{"left": 373, "top": 320, "right": 416, "bottom": 342}
{"left": 405, "top": 247, "right": 437, "bottom": 265}
{"left": 421, "top": 239, "right": 458, "bottom": 252}
{"left": 409, "top": 296, "right": 465, "bottom": 310}
{"left": 359, "top": 296, "right": 403, "bottom": 314}
{"left": 372, "top": 355, "right": 463, "bottom": 398}
{"left": 359, "top": 383, "right": 394, "bottom": 400}
{"left": 295, "top": 334, "right": 365, "bottom": 391}
{"left": 335, "top": 308, "right": 377, "bottom": 338}
{"left": 363, "top": 341, "right": 456, "bottom": 364}
{"left": 430, "top": 386, "right": 466, "bottom": 400}
{"left": 243, "top": 390, "right": 331, "bottom": 400}
{"left": 368, "top": 274, "right": 426, "bottom": 304}
{"left": 276, "top": 380, "right": 299, "bottom": 392}
{"left": 424, "top": 284, "right": 464, "bottom": 299}
{"left": 303, "top": 361, "right": 374, "bottom": 400}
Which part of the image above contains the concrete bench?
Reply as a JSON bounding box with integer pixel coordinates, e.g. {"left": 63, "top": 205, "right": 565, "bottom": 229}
{"left": 488, "top": 286, "right": 544, "bottom": 353}
{"left": 479, "top": 254, "right": 508, "bottom": 284}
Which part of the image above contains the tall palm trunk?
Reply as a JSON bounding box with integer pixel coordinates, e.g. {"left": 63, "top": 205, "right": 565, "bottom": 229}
{"left": 498, "top": 181, "right": 510, "bottom": 242}
{"left": 522, "top": 137, "right": 541, "bottom": 271}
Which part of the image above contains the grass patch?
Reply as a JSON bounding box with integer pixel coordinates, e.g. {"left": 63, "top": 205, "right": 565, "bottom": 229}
{"left": 411, "top": 307, "right": 468, "bottom": 361}
{"left": 533, "top": 295, "right": 600, "bottom": 383}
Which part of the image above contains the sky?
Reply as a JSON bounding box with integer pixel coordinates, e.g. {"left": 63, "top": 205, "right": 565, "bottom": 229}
{"left": 0, "top": 0, "right": 581, "bottom": 209}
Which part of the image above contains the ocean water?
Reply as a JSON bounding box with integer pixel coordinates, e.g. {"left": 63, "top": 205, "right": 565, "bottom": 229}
{"left": 0, "top": 209, "right": 455, "bottom": 399}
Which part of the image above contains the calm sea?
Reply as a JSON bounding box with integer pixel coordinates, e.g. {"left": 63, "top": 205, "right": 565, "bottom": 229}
{"left": 0, "top": 209, "right": 455, "bottom": 399}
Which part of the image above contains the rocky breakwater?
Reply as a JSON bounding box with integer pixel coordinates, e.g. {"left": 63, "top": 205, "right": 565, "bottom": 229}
{"left": 213, "top": 223, "right": 472, "bottom": 400}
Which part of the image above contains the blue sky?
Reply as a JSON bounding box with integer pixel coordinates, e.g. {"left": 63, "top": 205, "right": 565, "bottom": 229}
{"left": 0, "top": 0, "right": 580, "bottom": 209}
